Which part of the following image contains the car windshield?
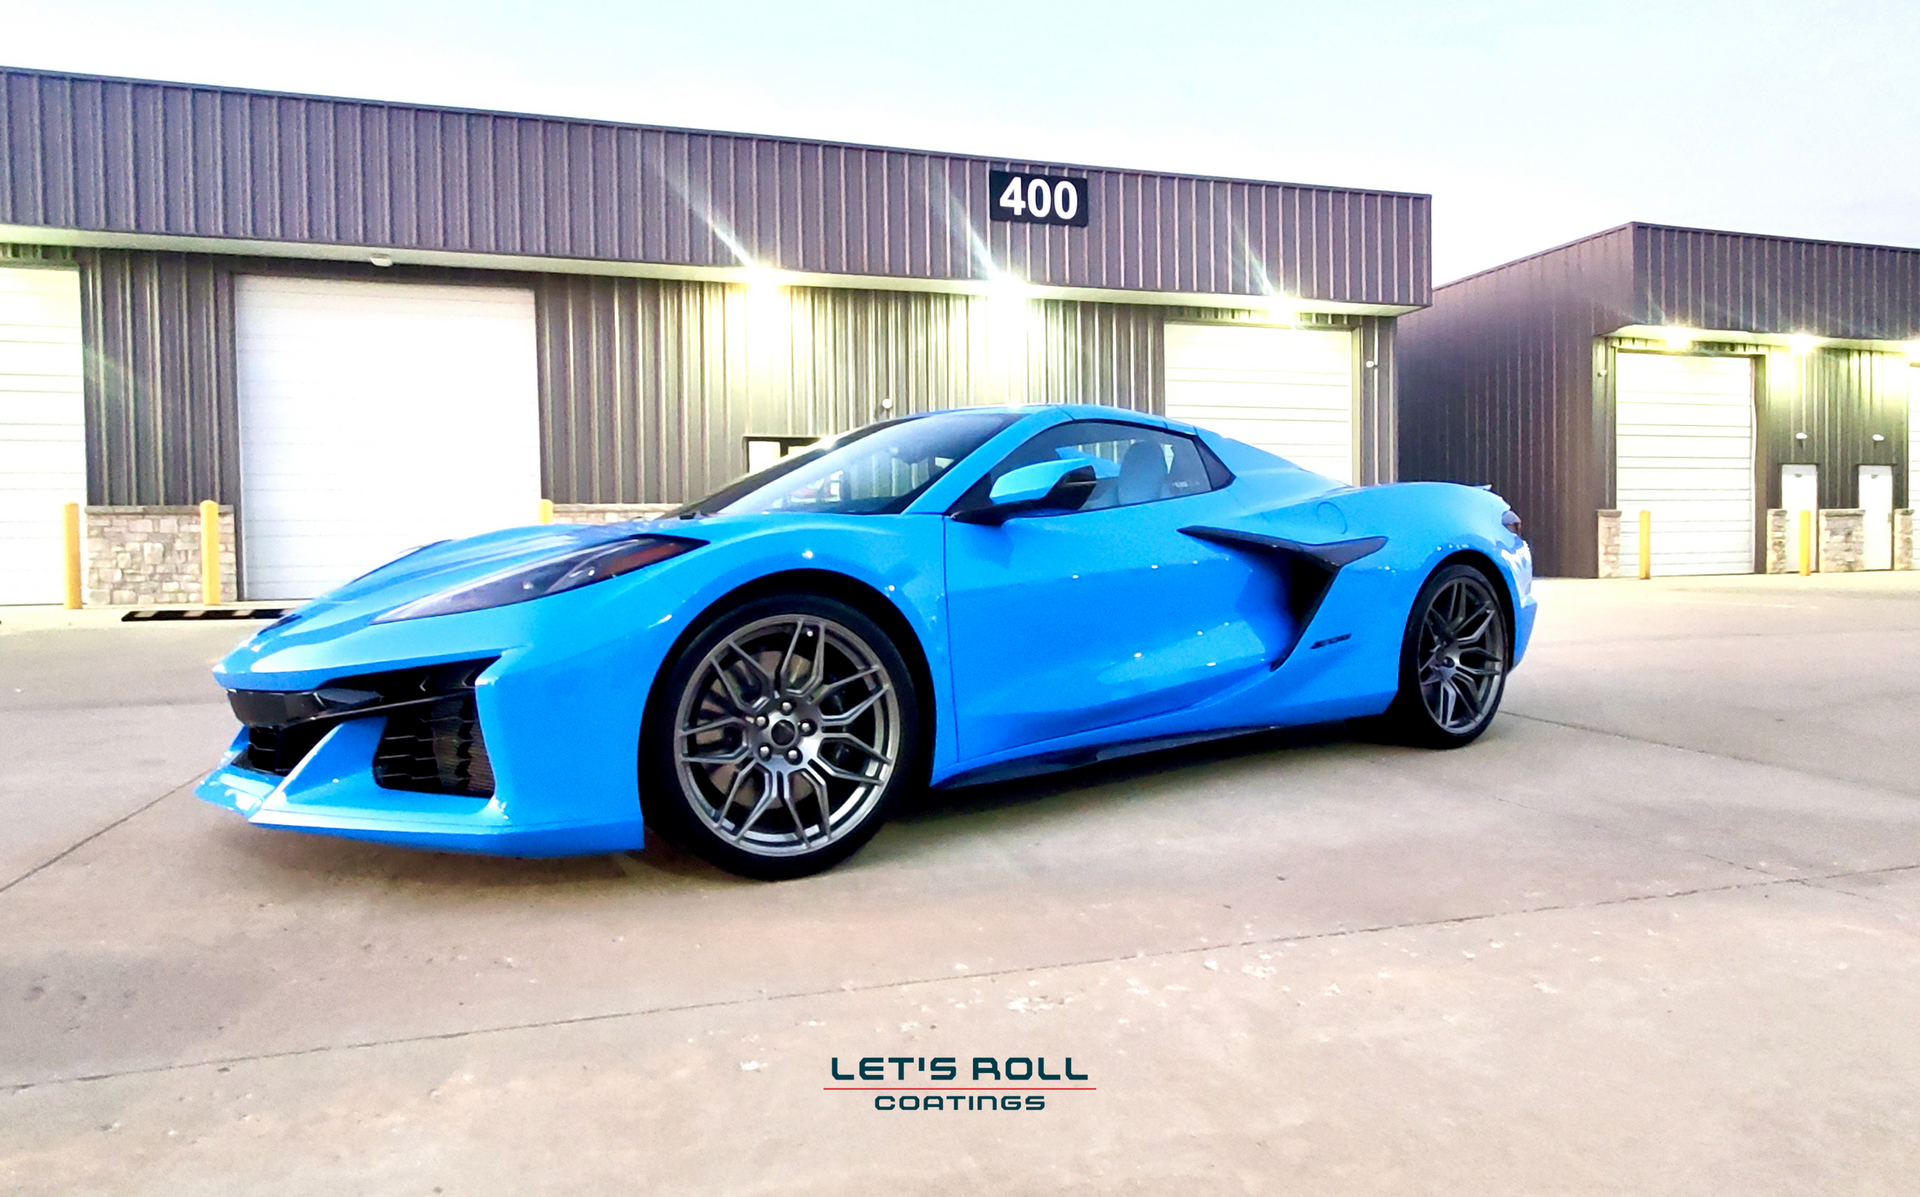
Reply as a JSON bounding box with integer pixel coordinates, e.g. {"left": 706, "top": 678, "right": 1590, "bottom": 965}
{"left": 675, "top": 410, "right": 1020, "bottom": 518}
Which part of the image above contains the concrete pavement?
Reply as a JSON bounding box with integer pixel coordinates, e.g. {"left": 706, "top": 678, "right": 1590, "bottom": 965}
{"left": 1, "top": 575, "right": 1917, "bottom": 1194}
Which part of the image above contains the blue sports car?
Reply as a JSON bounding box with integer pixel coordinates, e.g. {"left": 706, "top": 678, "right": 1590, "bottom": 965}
{"left": 199, "top": 405, "right": 1535, "bottom": 879}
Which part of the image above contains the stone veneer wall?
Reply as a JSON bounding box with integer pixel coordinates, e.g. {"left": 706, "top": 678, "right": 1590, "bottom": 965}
{"left": 84, "top": 506, "right": 235, "bottom": 606}
{"left": 1595, "top": 510, "right": 1620, "bottom": 578}
{"left": 1897, "top": 510, "right": 1915, "bottom": 571}
{"left": 550, "top": 504, "right": 678, "bottom": 525}
{"left": 1764, "top": 509, "right": 1791, "bottom": 574}
{"left": 1817, "top": 509, "right": 1864, "bottom": 573}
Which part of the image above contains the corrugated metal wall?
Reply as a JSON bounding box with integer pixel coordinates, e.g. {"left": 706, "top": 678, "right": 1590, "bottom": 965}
{"left": 64, "top": 246, "right": 1395, "bottom": 509}
{"left": 1398, "top": 227, "right": 1637, "bottom": 577}
{"left": 1636, "top": 225, "right": 1920, "bottom": 341}
{"left": 1772, "top": 345, "right": 1909, "bottom": 510}
{"left": 77, "top": 249, "right": 236, "bottom": 506}
{"left": 1401, "top": 223, "right": 1918, "bottom": 576}
{"left": 536, "top": 276, "right": 1182, "bottom": 503}
{"left": 1, "top": 67, "right": 1429, "bottom": 309}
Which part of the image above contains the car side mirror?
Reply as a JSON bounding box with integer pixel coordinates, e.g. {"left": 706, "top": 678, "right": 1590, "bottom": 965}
{"left": 953, "top": 460, "right": 1098, "bottom": 526}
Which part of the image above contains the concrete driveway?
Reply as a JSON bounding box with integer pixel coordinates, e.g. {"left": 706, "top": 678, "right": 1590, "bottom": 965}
{"left": 2, "top": 575, "right": 1917, "bottom": 1195}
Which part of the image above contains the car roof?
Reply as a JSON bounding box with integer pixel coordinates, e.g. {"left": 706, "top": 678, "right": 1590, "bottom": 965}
{"left": 907, "top": 403, "right": 1195, "bottom": 435}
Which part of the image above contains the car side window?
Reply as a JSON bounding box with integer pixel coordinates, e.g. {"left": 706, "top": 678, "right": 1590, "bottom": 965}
{"left": 963, "top": 420, "right": 1219, "bottom": 514}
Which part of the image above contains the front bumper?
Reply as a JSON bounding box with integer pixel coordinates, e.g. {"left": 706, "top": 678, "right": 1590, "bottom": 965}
{"left": 196, "top": 584, "right": 685, "bottom": 858}
{"left": 197, "top": 714, "right": 644, "bottom": 857}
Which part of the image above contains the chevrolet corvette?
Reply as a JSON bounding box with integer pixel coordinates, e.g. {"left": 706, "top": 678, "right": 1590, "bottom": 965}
{"left": 198, "top": 404, "right": 1535, "bottom": 878}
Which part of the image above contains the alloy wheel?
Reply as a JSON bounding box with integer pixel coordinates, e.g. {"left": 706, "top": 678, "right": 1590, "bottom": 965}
{"left": 1415, "top": 574, "right": 1507, "bottom": 735}
{"left": 672, "top": 615, "right": 902, "bottom": 858}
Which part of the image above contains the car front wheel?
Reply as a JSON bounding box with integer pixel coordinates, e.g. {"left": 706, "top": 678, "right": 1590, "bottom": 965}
{"left": 642, "top": 594, "right": 919, "bottom": 880}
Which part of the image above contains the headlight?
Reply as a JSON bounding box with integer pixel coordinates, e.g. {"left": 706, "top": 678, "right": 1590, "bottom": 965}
{"left": 373, "top": 535, "right": 704, "bottom": 623}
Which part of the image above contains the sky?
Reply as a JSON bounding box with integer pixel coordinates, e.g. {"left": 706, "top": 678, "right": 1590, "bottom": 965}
{"left": 4, "top": 0, "right": 1917, "bottom": 282}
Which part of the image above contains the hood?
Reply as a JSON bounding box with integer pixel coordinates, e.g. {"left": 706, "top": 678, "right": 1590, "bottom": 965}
{"left": 235, "top": 523, "right": 661, "bottom": 648}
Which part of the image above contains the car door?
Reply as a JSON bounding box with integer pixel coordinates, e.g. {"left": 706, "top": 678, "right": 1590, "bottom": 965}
{"left": 942, "top": 420, "right": 1291, "bottom": 761}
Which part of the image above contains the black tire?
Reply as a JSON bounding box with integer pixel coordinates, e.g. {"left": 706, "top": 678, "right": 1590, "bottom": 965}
{"left": 1378, "top": 562, "right": 1511, "bottom": 749}
{"left": 641, "top": 593, "right": 921, "bottom": 880}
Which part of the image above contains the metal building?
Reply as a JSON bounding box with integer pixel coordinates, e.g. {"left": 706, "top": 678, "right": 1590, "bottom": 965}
{"left": 1399, "top": 222, "right": 1920, "bottom": 578}
{"left": 0, "top": 66, "right": 1429, "bottom": 604}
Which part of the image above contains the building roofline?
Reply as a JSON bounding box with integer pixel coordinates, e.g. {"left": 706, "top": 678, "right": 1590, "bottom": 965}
{"left": 1434, "top": 223, "right": 1635, "bottom": 291}
{"left": 1625, "top": 219, "right": 1920, "bottom": 258}
{"left": 1439, "top": 219, "right": 1920, "bottom": 293}
{"left": 0, "top": 63, "right": 1432, "bottom": 204}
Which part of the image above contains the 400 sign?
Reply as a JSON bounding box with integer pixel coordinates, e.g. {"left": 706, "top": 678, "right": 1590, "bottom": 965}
{"left": 989, "top": 170, "right": 1090, "bottom": 228}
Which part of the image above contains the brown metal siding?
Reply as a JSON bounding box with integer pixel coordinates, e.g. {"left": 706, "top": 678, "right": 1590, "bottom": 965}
{"left": 2, "top": 67, "right": 1429, "bottom": 309}
{"left": 1777, "top": 346, "right": 1911, "bottom": 510}
{"left": 534, "top": 277, "right": 1164, "bottom": 504}
{"left": 76, "top": 249, "right": 237, "bottom": 506}
{"left": 1636, "top": 225, "right": 1920, "bottom": 342}
{"left": 1401, "top": 222, "right": 1919, "bottom": 578}
{"left": 69, "top": 250, "right": 1399, "bottom": 511}
{"left": 1398, "top": 227, "right": 1638, "bottom": 577}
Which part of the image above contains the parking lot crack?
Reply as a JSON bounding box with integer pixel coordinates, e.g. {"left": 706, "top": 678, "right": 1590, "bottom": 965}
{"left": 0, "top": 771, "right": 202, "bottom": 898}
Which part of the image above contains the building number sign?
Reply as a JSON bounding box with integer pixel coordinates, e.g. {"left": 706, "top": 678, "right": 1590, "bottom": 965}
{"left": 988, "top": 170, "right": 1090, "bottom": 228}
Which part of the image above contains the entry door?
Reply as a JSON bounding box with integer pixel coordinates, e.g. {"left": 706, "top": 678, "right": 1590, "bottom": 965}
{"left": 0, "top": 267, "right": 85, "bottom": 605}
{"left": 945, "top": 502, "right": 1285, "bottom": 760}
{"left": 1614, "top": 352, "right": 1755, "bottom": 576}
{"left": 236, "top": 277, "right": 541, "bottom": 600}
{"left": 1861, "top": 465, "right": 1894, "bottom": 571}
{"left": 1781, "top": 464, "right": 1818, "bottom": 571}
{"left": 1165, "top": 324, "right": 1356, "bottom": 484}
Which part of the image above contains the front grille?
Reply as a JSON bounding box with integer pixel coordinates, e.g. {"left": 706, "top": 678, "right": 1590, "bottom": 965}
{"left": 229, "top": 658, "right": 497, "bottom": 798}
{"left": 371, "top": 690, "right": 496, "bottom": 798}
{"left": 241, "top": 722, "right": 328, "bottom": 775}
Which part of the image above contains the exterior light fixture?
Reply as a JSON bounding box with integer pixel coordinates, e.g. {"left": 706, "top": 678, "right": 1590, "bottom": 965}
{"left": 741, "top": 267, "right": 784, "bottom": 294}
{"left": 1786, "top": 334, "right": 1818, "bottom": 355}
{"left": 1872, "top": 433, "right": 1886, "bottom": 443}
{"left": 1794, "top": 431, "right": 1809, "bottom": 441}
{"left": 1660, "top": 327, "right": 1694, "bottom": 350}
{"left": 985, "top": 274, "right": 1029, "bottom": 301}
{"left": 369, "top": 253, "right": 393, "bottom": 268}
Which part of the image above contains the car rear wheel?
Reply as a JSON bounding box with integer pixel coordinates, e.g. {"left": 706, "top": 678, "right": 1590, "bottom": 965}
{"left": 642, "top": 594, "right": 919, "bottom": 880}
{"left": 1380, "top": 563, "right": 1510, "bottom": 748}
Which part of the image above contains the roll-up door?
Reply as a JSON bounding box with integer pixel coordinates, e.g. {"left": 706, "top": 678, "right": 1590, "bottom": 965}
{"left": 0, "top": 267, "right": 85, "bottom": 606}
{"left": 1615, "top": 352, "right": 1755, "bottom": 576}
{"left": 236, "top": 277, "right": 541, "bottom": 601}
{"left": 1165, "top": 324, "right": 1355, "bottom": 484}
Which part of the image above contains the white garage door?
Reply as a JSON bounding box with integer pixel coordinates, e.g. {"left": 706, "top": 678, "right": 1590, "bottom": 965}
{"left": 0, "top": 267, "right": 85, "bottom": 606}
{"left": 237, "top": 277, "right": 541, "bottom": 601}
{"left": 1165, "top": 324, "right": 1355, "bottom": 484}
{"left": 1615, "top": 352, "right": 1755, "bottom": 576}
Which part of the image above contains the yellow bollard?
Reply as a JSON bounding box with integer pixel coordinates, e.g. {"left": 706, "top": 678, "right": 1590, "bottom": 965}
{"left": 1637, "top": 509, "right": 1651, "bottom": 580}
{"left": 1799, "top": 509, "right": 1813, "bottom": 576}
{"left": 199, "top": 499, "right": 222, "bottom": 606}
{"left": 537, "top": 498, "right": 555, "bottom": 525}
{"left": 62, "top": 502, "right": 83, "bottom": 609}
